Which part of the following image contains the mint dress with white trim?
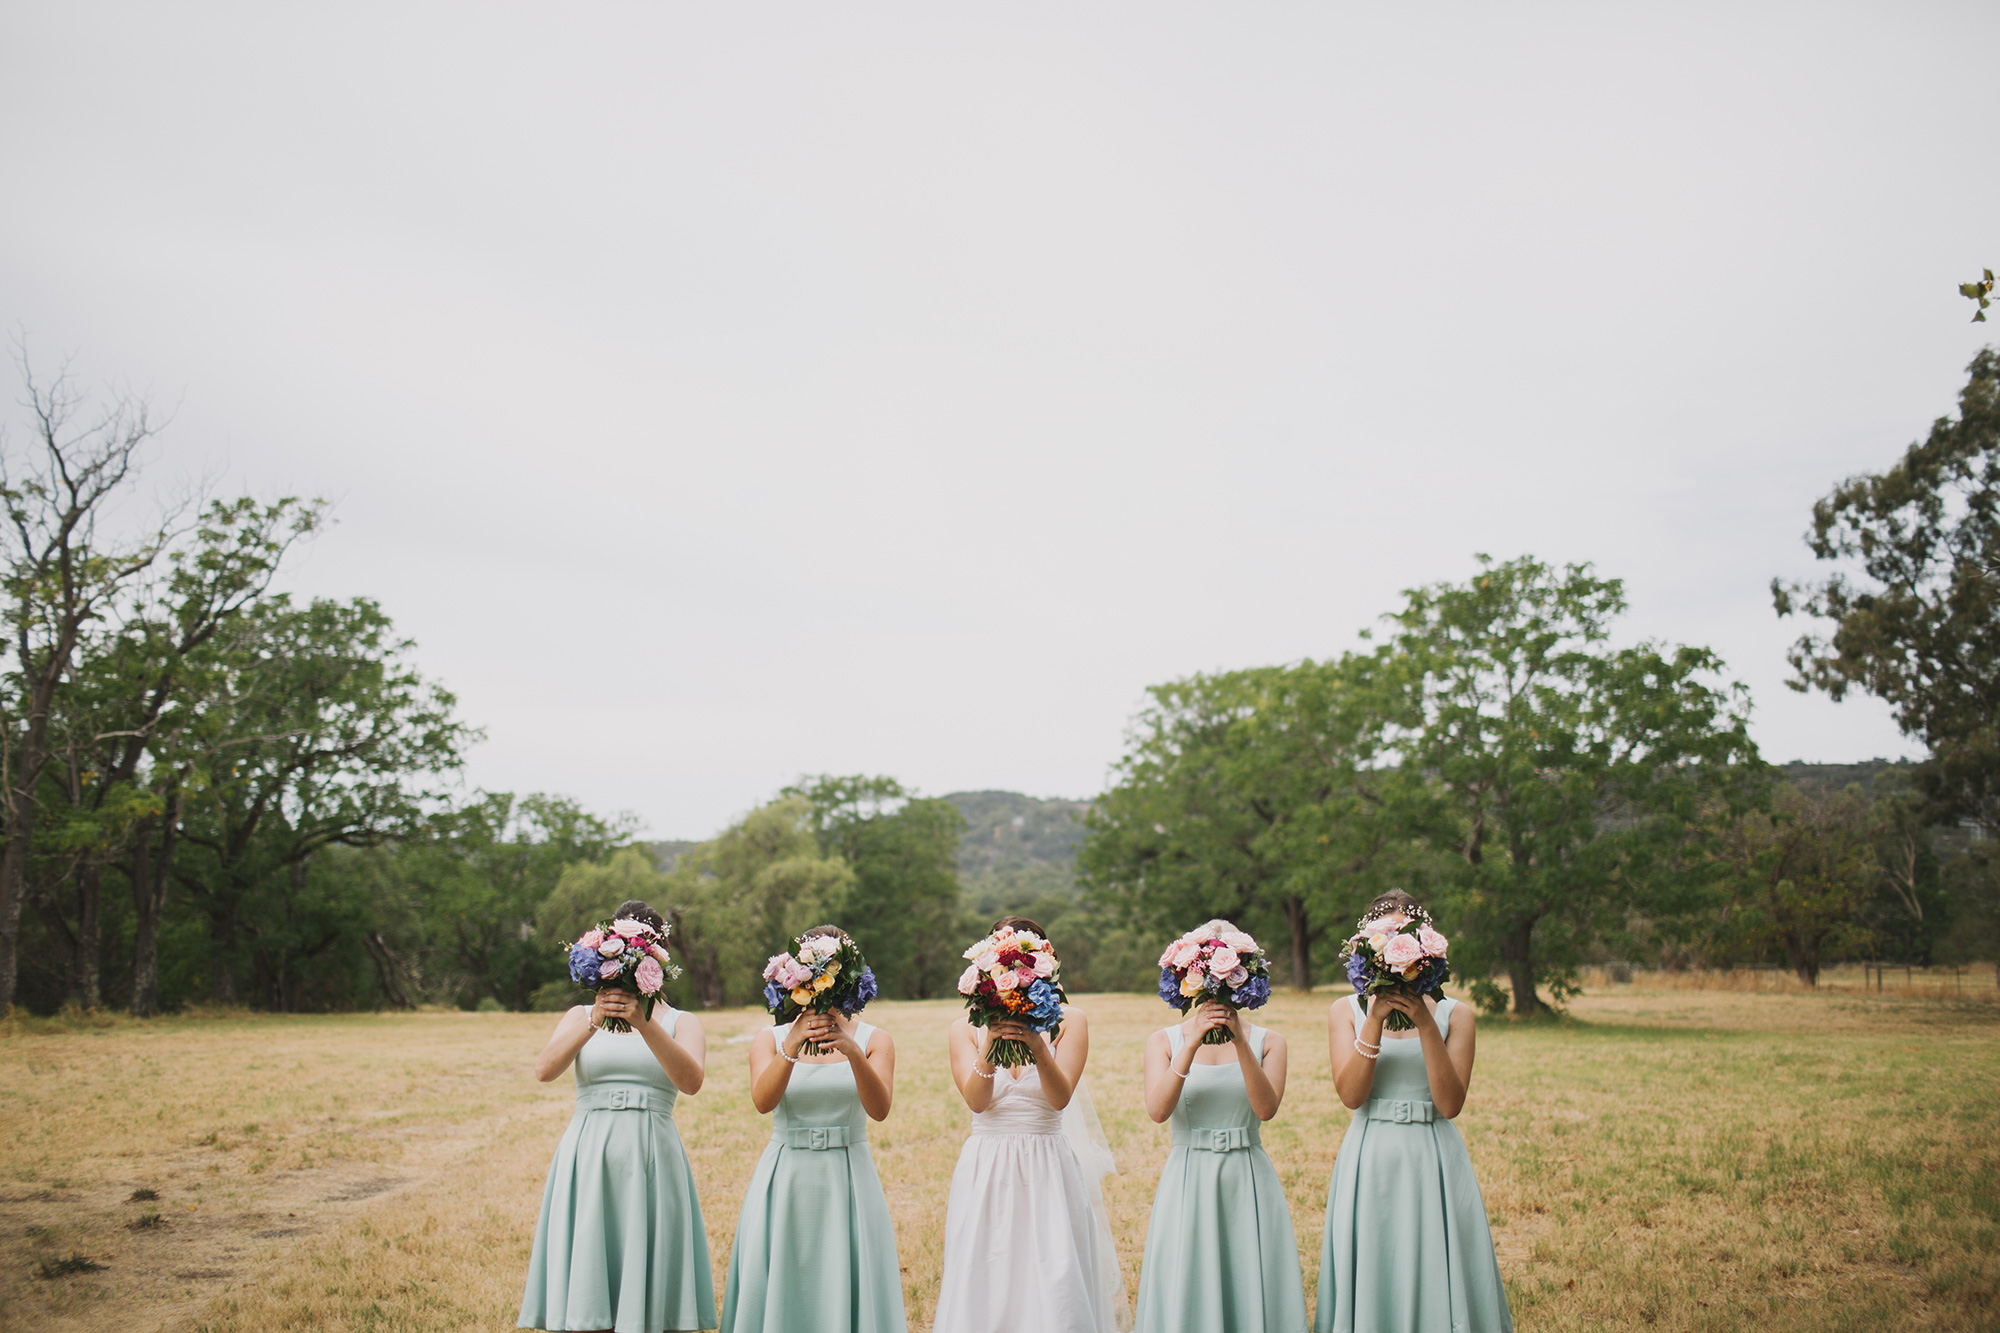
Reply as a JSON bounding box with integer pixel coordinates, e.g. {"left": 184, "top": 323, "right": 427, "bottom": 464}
{"left": 720, "top": 1021, "right": 907, "bottom": 1333}
{"left": 1132, "top": 1024, "right": 1308, "bottom": 1333}
{"left": 519, "top": 1009, "right": 716, "bottom": 1332}
{"left": 1314, "top": 994, "right": 1512, "bottom": 1333}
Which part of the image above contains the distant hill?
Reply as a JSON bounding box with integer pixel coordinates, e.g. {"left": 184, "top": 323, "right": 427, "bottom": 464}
{"left": 941, "top": 790, "right": 1091, "bottom": 917}
{"left": 1779, "top": 758, "right": 1915, "bottom": 797}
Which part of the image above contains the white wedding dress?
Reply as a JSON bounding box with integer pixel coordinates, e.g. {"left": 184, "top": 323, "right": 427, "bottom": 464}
{"left": 933, "top": 1061, "right": 1131, "bottom": 1333}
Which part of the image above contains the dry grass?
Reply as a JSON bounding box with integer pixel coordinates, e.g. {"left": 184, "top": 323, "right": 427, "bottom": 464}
{"left": 1, "top": 978, "right": 1995, "bottom": 1333}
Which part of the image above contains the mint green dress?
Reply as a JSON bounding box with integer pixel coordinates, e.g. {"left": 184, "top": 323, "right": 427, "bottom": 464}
{"left": 720, "top": 1022, "right": 907, "bottom": 1333}
{"left": 1133, "top": 1024, "right": 1308, "bottom": 1333}
{"left": 519, "top": 1009, "right": 716, "bottom": 1332}
{"left": 1315, "top": 995, "right": 1512, "bottom": 1333}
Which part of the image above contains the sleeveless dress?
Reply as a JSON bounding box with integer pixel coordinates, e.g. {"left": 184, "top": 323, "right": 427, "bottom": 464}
{"left": 934, "top": 1060, "right": 1129, "bottom": 1333}
{"left": 720, "top": 1022, "right": 907, "bottom": 1333}
{"left": 1315, "top": 995, "right": 1512, "bottom": 1333}
{"left": 519, "top": 1010, "right": 716, "bottom": 1332}
{"left": 1132, "top": 1025, "right": 1308, "bottom": 1333}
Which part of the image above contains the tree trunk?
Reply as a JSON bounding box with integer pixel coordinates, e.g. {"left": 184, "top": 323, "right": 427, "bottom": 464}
{"left": 1499, "top": 917, "right": 1541, "bottom": 1016}
{"left": 209, "top": 897, "right": 240, "bottom": 1005}
{"left": 1282, "top": 894, "right": 1314, "bottom": 990}
{"left": 129, "top": 812, "right": 172, "bottom": 1017}
{"left": 74, "top": 861, "right": 103, "bottom": 1010}
{"left": 0, "top": 790, "right": 42, "bottom": 1012}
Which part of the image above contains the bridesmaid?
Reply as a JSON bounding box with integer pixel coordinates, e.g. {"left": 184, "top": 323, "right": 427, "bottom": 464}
{"left": 1317, "top": 890, "right": 1512, "bottom": 1333}
{"left": 1133, "top": 920, "right": 1307, "bottom": 1333}
{"left": 721, "top": 924, "right": 906, "bottom": 1333}
{"left": 934, "top": 916, "right": 1128, "bottom": 1333}
{"left": 519, "top": 899, "right": 714, "bottom": 1333}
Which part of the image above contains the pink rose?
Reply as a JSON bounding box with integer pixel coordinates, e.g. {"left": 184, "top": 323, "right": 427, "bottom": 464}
{"left": 1208, "top": 948, "right": 1240, "bottom": 976}
{"left": 611, "top": 917, "right": 648, "bottom": 937}
{"left": 1168, "top": 939, "right": 1201, "bottom": 969}
{"left": 1032, "top": 952, "right": 1056, "bottom": 977}
{"left": 994, "top": 970, "right": 1021, "bottom": 992}
{"left": 976, "top": 950, "right": 1001, "bottom": 972}
{"left": 598, "top": 936, "right": 625, "bottom": 957}
{"left": 598, "top": 957, "right": 624, "bottom": 980}
{"left": 1418, "top": 926, "right": 1449, "bottom": 958}
{"left": 1220, "top": 930, "right": 1257, "bottom": 952}
{"left": 635, "top": 956, "right": 665, "bottom": 995}
{"left": 761, "top": 953, "right": 789, "bottom": 982}
{"left": 1226, "top": 966, "right": 1249, "bottom": 985}
{"left": 781, "top": 961, "right": 812, "bottom": 988}
{"left": 1015, "top": 968, "right": 1037, "bottom": 989}
{"left": 1381, "top": 934, "right": 1423, "bottom": 969}
{"left": 580, "top": 929, "right": 605, "bottom": 951}
{"left": 1373, "top": 911, "right": 1411, "bottom": 932}
{"left": 958, "top": 964, "right": 980, "bottom": 996}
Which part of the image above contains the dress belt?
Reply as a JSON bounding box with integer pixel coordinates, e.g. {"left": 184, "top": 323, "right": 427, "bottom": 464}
{"left": 575, "top": 1085, "right": 670, "bottom": 1115}
{"left": 777, "top": 1125, "right": 860, "bottom": 1150}
{"left": 1364, "top": 1097, "right": 1437, "bottom": 1124}
{"left": 1172, "top": 1125, "right": 1261, "bottom": 1152}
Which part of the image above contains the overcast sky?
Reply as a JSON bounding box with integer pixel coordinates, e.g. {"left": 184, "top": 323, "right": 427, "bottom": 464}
{"left": 4, "top": 3, "right": 1997, "bottom": 838}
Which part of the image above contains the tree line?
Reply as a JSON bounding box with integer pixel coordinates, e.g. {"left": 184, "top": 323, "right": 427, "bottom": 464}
{"left": 5, "top": 349, "right": 1995, "bottom": 1018}
{"left": 1082, "top": 350, "right": 2000, "bottom": 1012}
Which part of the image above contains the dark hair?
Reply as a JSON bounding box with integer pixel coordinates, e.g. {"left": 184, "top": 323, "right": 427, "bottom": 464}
{"left": 801, "top": 923, "right": 852, "bottom": 945}
{"left": 991, "top": 915, "right": 1050, "bottom": 949}
{"left": 1362, "top": 889, "right": 1422, "bottom": 921}
{"left": 615, "top": 900, "right": 666, "bottom": 933}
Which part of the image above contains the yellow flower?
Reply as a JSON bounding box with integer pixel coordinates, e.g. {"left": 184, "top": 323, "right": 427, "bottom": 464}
{"left": 790, "top": 986, "right": 813, "bottom": 1006}
{"left": 1179, "top": 971, "right": 1204, "bottom": 998}
{"left": 812, "top": 973, "right": 836, "bottom": 993}
{"left": 822, "top": 960, "right": 841, "bottom": 980}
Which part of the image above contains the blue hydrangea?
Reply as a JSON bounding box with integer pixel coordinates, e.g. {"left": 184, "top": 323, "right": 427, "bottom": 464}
{"left": 1158, "top": 966, "right": 1183, "bottom": 1008}
{"left": 837, "top": 967, "right": 879, "bottom": 1016}
{"left": 568, "top": 944, "right": 602, "bottom": 986}
{"left": 1230, "top": 975, "right": 1271, "bottom": 1009}
{"left": 1345, "top": 952, "right": 1370, "bottom": 991}
{"left": 1024, "top": 978, "right": 1064, "bottom": 1028}
{"left": 763, "top": 981, "right": 785, "bottom": 1012}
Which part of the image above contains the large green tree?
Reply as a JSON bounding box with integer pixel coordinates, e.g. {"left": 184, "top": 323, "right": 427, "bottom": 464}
{"left": 1773, "top": 349, "right": 2000, "bottom": 831}
{"left": 1080, "top": 653, "right": 1414, "bottom": 989}
{"left": 1385, "top": 556, "right": 1762, "bottom": 1015}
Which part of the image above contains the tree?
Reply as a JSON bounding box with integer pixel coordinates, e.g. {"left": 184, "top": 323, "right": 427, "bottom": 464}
{"left": 1773, "top": 349, "right": 2000, "bottom": 831}
{"left": 1711, "top": 785, "right": 1878, "bottom": 985}
{"left": 784, "top": 775, "right": 964, "bottom": 999}
{"left": 1385, "top": 556, "right": 1762, "bottom": 1015}
{"left": 169, "top": 595, "right": 475, "bottom": 1007}
{"left": 1079, "top": 654, "right": 1413, "bottom": 990}
{"left": 31, "top": 496, "right": 324, "bottom": 1011}
{"left": 0, "top": 356, "right": 182, "bottom": 1013}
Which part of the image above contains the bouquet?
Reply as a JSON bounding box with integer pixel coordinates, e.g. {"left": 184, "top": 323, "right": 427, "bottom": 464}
{"left": 566, "top": 916, "right": 681, "bottom": 1032}
{"left": 761, "top": 932, "right": 879, "bottom": 1055}
{"left": 956, "top": 924, "right": 1066, "bottom": 1068}
{"left": 1339, "top": 902, "right": 1450, "bottom": 1031}
{"left": 1157, "top": 924, "right": 1273, "bottom": 1044}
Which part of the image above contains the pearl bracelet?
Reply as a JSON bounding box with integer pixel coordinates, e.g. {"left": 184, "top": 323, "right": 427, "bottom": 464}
{"left": 1352, "top": 1038, "right": 1380, "bottom": 1060}
{"left": 1169, "top": 1063, "right": 1190, "bottom": 1080}
{"left": 971, "top": 1065, "right": 997, "bottom": 1080}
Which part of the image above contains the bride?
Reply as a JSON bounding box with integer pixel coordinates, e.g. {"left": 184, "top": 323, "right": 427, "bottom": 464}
{"left": 933, "top": 917, "right": 1131, "bottom": 1333}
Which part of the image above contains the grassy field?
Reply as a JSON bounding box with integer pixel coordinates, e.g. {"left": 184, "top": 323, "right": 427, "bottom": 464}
{"left": 2, "top": 970, "right": 1996, "bottom": 1333}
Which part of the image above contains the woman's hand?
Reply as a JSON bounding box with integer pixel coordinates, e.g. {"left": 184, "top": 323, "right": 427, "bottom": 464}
{"left": 1195, "top": 1001, "right": 1243, "bottom": 1043}
{"left": 989, "top": 1020, "right": 1039, "bottom": 1059}
{"left": 1370, "top": 990, "right": 1433, "bottom": 1031}
{"left": 799, "top": 1012, "right": 861, "bottom": 1059}
{"left": 592, "top": 990, "right": 637, "bottom": 1028}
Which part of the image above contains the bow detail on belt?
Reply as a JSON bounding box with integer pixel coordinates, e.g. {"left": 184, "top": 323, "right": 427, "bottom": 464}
{"left": 780, "top": 1125, "right": 855, "bottom": 1150}
{"left": 1177, "top": 1125, "right": 1258, "bottom": 1152}
{"left": 1365, "top": 1098, "right": 1437, "bottom": 1124}
{"left": 576, "top": 1086, "right": 658, "bottom": 1113}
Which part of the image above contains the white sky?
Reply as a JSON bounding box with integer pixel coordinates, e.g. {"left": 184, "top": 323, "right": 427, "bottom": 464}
{"left": 4, "top": 3, "right": 1996, "bottom": 838}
